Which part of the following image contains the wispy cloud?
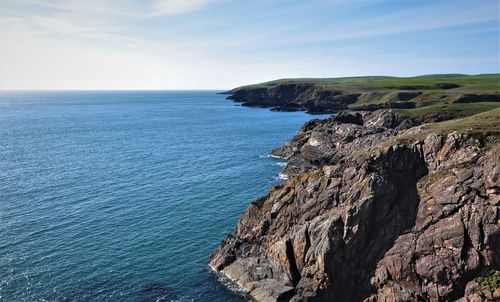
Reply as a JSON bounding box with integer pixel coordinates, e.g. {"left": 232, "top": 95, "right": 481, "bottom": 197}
{"left": 147, "top": 0, "right": 214, "bottom": 17}
{"left": 0, "top": 0, "right": 220, "bottom": 46}
{"left": 30, "top": 15, "right": 92, "bottom": 34}
{"left": 4, "top": 0, "right": 137, "bottom": 17}
{"left": 4, "top": 0, "right": 217, "bottom": 19}
{"left": 239, "top": 1, "right": 500, "bottom": 47}
{"left": 0, "top": 0, "right": 498, "bottom": 89}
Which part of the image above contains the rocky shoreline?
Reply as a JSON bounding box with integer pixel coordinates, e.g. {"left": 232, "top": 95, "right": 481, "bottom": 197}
{"left": 225, "top": 83, "right": 500, "bottom": 114}
{"left": 210, "top": 81, "right": 500, "bottom": 302}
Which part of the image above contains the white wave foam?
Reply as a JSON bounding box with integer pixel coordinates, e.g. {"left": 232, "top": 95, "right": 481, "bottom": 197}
{"left": 210, "top": 269, "right": 248, "bottom": 299}
{"left": 277, "top": 173, "right": 288, "bottom": 180}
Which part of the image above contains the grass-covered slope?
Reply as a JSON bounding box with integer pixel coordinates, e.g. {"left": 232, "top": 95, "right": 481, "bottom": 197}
{"left": 394, "top": 102, "right": 500, "bottom": 123}
{"left": 227, "top": 74, "right": 500, "bottom": 117}
{"left": 422, "top": 107, "right": 500, "bottom": 135}
{"left": 235, "top": 74, "right": 500, "bottom": 93}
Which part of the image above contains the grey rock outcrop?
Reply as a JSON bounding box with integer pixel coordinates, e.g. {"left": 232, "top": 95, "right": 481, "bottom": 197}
{"left": 227, "top": 84, "right": 360, "bottom": 113}
{"left": 209, "top": 110, "right": 499, "bottom": 301}
{"left": 226, "top": 83, "right": 500, "bottom": 114}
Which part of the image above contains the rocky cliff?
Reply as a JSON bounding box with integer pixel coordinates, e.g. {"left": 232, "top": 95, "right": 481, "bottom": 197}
{"left": 226, "top": 84, "right": 361, "bottom": 113}
{"left": 209, "top": 108, "right": 500, "bottom": 301}
{"left": 226, "top": 82, "right": 500, "bottom": 114}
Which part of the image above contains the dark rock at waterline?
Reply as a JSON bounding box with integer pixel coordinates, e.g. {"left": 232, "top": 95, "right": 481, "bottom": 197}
{"left": 209, "top": 109, "right": 500, "bottom": 301}
{"left": 224, "top": 83, "right": 500, "bottom": 115}
{"left": 226, "top": 84, "right": 360, "bottom": 113}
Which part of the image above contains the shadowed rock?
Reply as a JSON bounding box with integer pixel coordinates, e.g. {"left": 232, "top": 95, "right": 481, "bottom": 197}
{"left": 227, "top": 84, "right": 359, "bottom": 113}
{"left": 209, "top": 109, "right": 499, "bottom": 302}
{"left": 435, "top": 83, "right": 460, "bottom": 89}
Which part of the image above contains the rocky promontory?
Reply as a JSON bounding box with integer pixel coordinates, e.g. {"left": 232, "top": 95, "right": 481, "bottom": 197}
{"left": 226, "top": 83, "right": 361, "bottom": 113}
{"left": 225, "top": 75, "right": 500, "bottom": 114}
{"left": 211, "top": 75, "right": 500, "bottom": 301}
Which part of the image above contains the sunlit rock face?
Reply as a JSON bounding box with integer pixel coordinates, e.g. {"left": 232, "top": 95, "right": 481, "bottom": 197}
{"left": 210, "top": 110, "right": 499, "bottom": 302}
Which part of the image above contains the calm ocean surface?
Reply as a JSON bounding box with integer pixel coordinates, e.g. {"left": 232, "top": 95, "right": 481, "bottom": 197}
{"left": 0, "top": 91, "right": 327, "bottom": 302}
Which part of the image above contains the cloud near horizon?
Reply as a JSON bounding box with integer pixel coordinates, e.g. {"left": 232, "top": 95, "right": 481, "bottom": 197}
{"left": 0, "top": 0, "right": 499, "bottom": 90}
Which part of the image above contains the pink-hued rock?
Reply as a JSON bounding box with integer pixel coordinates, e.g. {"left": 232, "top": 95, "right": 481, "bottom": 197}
{"left": 209, "top": 110, "right": 499, "bottom": 301}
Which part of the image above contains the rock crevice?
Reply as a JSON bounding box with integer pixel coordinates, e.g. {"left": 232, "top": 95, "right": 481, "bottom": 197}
{"left": 209, "top": 110, "right": 499, "bottom": 302}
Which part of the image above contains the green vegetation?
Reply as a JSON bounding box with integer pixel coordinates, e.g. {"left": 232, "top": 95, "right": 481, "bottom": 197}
{"left": 395, "top": 102, "right": 500, "bottom": 122}
{"left": 239, "top": 76, "right": 391, "bottom": 88}
{"left": 235, "top": 74, "right": 500, "bottom": 135}
{"left": 476, "top": 271, "right": 500, "bottom": 297}
{"left": 353, "top": 107, "right": 500, "bottom": 164}
{"left": 368, "top": 74, "right": 500, "bottom": 93}
{"left": 423, "top": 108, "right": 500, "bottom": 135}
{"left": 238, "top": 74, "right": 500, "bottom": 93}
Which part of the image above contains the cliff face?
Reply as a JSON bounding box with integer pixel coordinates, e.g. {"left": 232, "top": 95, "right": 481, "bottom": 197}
{"left": 209, "top": 110, "right": 500, "bottom": 301}
{"left": 227, "top": 84, "right": 360, "bottom": 113}
{"left": 226, "top": 83, "right": 500, "bottom": 114}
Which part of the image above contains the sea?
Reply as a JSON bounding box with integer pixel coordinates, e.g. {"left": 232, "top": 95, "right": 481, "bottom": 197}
{"left": 0, "top": 91, "right": 328, "bottom": 302}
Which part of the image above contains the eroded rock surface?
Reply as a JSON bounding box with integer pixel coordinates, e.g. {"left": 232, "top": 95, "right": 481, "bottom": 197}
{"left": 227, "top": 84, "right": 361, "bottom": 113}
{"left": 226, "top": 83, "right": 500, "bottom": 114}
{"left": 209, "top": 110, "right": 499, "bottom": 301}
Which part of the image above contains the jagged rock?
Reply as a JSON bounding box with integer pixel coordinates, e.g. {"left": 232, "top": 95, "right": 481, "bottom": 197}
{"left": 227, "top": 84, "right": 360, "bottom": 113}
{"left": 209, "top": 109, "right": 499, "bottom": 301}
{"left": 271, "top": 110, "right": 406, "bottom": 177}
{"left": 226, "top": 83, "right": 500, "bottom": 114}
{"left": 333, "top": 111, "right": 364, "bottom": 125}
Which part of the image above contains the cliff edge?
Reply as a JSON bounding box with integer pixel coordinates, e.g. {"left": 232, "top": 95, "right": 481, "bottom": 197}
{"left": 211, "top": 75, "right": 500, "bottom": 302}
{"left": 225, "top": 74, "right": 500, "bottom": 114}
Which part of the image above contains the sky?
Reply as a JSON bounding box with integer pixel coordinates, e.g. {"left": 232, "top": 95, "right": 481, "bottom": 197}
{"left": 0, "top": 0, "right": 499, "bottom": 90}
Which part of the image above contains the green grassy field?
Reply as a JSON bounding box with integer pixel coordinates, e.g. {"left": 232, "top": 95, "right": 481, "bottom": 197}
{"left": 395, "top": 102, "right": 500, "bottom": 123}
{"left": 239, "top": 74, "right": 500, "bottom": 93}
{"left": 234, "top": 74, "right": 500, "bottom": 128}
{"left": 368, "top": 74, "right": 500, "bottom": 93}
{"left": 423, "top": 107, "right": 500, "bottom": 135}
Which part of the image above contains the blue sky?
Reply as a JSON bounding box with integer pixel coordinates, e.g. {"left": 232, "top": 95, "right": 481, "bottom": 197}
{"left": 0, "top": 0, "right": 499, "bottom": 89}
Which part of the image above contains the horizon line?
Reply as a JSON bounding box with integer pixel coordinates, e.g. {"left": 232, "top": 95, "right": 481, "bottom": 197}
{"left": 1, "top": 73, "right": 499, "bottom": 92}
{"left": 0, "top": 89, "right": 230, "bottom": 92}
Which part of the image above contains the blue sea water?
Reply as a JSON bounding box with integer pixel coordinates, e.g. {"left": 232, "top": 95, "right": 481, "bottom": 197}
{"left": 0, "top": 91, "right": 327, "bottom": 302}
